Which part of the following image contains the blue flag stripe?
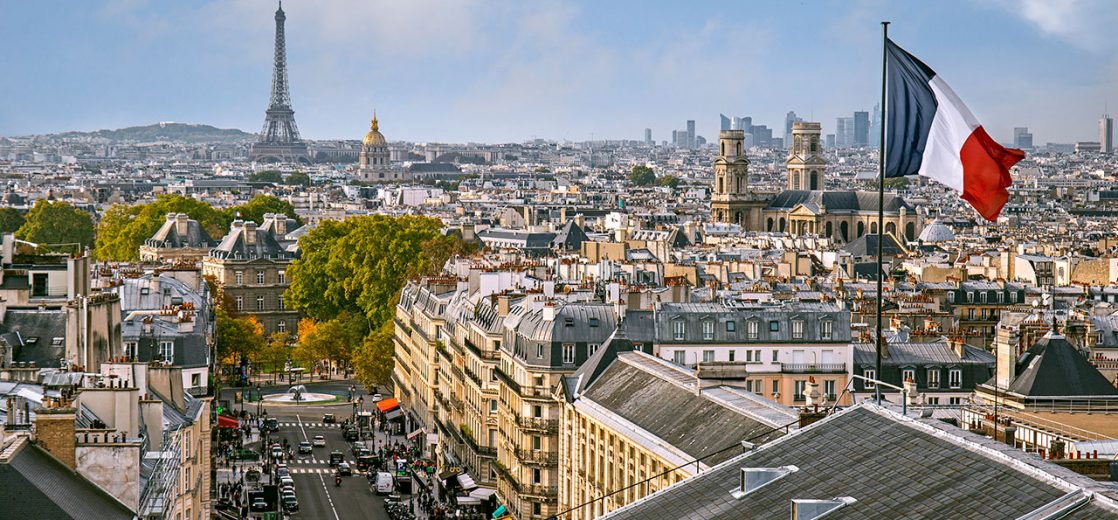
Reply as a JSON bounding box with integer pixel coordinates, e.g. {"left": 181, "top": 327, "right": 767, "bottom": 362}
{"left": 884, "top": 39, "right": 939, "bottom": 178}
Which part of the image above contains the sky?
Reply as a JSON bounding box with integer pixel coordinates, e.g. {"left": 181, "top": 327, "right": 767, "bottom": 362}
{"left": 1, "top": 0, "right": 1116, "bottom": 144}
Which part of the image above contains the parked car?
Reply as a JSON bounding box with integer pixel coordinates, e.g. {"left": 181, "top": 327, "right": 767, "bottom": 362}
{"left": 312, "top": 435, "right": 326, "bottom": 447}
{"left": 371, "top": 393, "right": 383, "bottom": 402}
{"left": 298, "top": 441, "right": 312, "bottom": 454}
{"left": 280, "top": 475, "right": 295, "bottom": 488}
{"left": 282, "top": 493, "right": 299, "bottom": 512}
{"left": 374, "top": 472, "right": 394, "bottom": 494}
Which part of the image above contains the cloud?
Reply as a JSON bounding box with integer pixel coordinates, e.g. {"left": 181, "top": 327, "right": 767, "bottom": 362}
{"left": 995, "top": 0, "right": 1118, "bottom": 52}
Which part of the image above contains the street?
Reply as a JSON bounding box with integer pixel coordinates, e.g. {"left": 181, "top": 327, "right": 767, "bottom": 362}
{"left": 217, "top": 380, "right": 423, "bottom": 520}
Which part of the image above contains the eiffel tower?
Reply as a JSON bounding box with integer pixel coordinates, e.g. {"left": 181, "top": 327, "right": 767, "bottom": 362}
{"left": 250, "top": 2, "right": 309, "bottom": 163}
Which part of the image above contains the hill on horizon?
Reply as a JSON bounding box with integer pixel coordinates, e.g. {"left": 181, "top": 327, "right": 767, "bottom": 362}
{"left": 51, "top": 122, "right": 255, "bottom": 143}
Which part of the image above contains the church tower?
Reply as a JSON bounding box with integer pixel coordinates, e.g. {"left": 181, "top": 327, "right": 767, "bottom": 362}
{"left": 786, "top": 121, "right": 825, "bottom": 190}
{"left": 711, "top": 129, "right": 764, "bottom": 227}
{"left": 359, "top": 112, "right": 393, "bottom": 181}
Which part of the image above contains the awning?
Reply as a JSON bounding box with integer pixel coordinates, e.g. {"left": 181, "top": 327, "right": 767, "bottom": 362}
{"left": 385, "top": 409, "right": 403, "bottom": 420}
{"left": 457, "top": 473, "right": 477, "bottom": 492}
{"left": 216, "top": 415, "right": 240, "bottom": 429}
{"left": 406, "top": 428, "right": 426, "bottom": 440}
{"left": 377, "top": 397, "right": 400, "bottom": 413}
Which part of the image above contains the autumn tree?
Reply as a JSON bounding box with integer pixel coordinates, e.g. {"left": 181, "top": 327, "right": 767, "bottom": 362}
{"left": 214, "top": 306, "right": 265, "bottom": 380}
{"left": 17, "top": 200, "right": 95, "bottom": 251}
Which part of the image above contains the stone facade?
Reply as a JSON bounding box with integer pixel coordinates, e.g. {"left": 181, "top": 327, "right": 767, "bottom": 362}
{"left": 710, "top": 129, "right": 768, "bottom": 228}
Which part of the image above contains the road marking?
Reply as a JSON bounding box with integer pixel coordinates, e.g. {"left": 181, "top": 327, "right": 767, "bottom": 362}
{"left": 318, "top": 473, "right": 342, "bottom": 520}
{"left": 296, "top": 415, "right": 309, "bottom": 442}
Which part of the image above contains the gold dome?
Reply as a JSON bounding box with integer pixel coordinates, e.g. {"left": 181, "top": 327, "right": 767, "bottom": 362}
{"left": 362, "top": 112, "right": 386, "bottom": 147}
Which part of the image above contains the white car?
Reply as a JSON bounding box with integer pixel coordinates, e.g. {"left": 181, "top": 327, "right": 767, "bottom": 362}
{"left": 371, "top": 393, "right": 383, "bottom": 402}
{"left": 312, "top": 435, "right": 326, "bottom": 447}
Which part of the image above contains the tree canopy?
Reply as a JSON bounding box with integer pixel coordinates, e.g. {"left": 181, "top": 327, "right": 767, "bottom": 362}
{"left": 286, "top": 171, "right": 311, "bottom": 187}
{"left": 629, "top": 165, "right": 656, "bottom": 186}
{"left": 225, "top": 195, "right": 300, "bottom": 227}
{"left": 0, "top": 208, "right": 25, "bottom": 234}
{"left": 215, "top": 306, "right": 265, "bottom": 367}
{"left": 17, "top": 200, "right": 94, "bottom": 251}
{"left": 95, "top": 194, "right": 226, "bottom": 261}
{"left": 658, "top": 175, "right": 681, "bottom": 189}
{"left": 248, "top": 170, "right": 283, "bottom": 184}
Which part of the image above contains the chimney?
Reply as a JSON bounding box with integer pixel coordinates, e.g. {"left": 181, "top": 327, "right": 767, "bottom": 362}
{"left": 34, "top": 403, "right": 77, "bottom": 469}
{"left": 497, "top": 293, "right": 512, "bottom": 317}
{"left": 244, "top": 222, "right": 257, "bottom": 245}
{"left": 950, "top": 335, "right": 966, "bottom": 359}
{"left": 542, "top": 301, "right": 556, "bottom": 322}
{"left": 903, "top": 375, "right": 918, "bottom": 407}
{"left": 803, "top": 377, "right": 823, "bottom": 407}
{"left": 175, "top": 213, "right": 189, "bottom": 237}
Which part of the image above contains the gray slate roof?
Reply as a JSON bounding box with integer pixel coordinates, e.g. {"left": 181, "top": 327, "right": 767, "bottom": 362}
{"left": 0, "top": 309, "right": 67, "bottom": 368}
{"left": 602, "top": 404, "right": 1118, "bottom": 520}
{"left": 0, "top": 440, "right": 135, "bottom": 519}
{"left": 853, "top": 341, "right": 995, "bottom": 366}
{"left": 767, "top": 190, "right": 914, "bottom": 213}
{"left": 1009, "top": 332, "right": 1118, "bottom": 397}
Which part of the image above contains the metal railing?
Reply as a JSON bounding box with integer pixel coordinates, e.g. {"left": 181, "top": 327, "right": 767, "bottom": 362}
{"left": 779, "top": 363, "right": 847, "bottom": 374}
{"left": 515, "top": 448, "right": 559, "bottom": 466}
{"left": 517, "top": 416, "right": 559, "bottom": 433}
{"left": 966, "top": 404, "right": 1118, "bottom": 442}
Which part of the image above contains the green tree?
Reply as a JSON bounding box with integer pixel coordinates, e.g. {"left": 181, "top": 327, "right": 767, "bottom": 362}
{"left": 215, "top": 306, "right": 265, "bottom": 369}
{"left": 257, "top": 332, "right": 291, "bottom": 383}
{"left": 0, "top": 207, "right": 25, "bottom": 233}
{"left": 884, "top": 177, "right": 909, "bottom": 189}
{"left": 248, "top": 170, "right": 284, "bottom": 184}
{"left": 629, "top": 165, "right": 656, "bottom": 186}
{"left": 95, "top": 194, "right": 227, "bottom": 261}
{"left": 226, "top": 195, "right": 300, "bottom": 227}
{"left": 353, "top": 321, "right": 394, "bottom": 389}
{"left": 286, "top": 171, "right": 311, "bottom": 187}
{"left": 17, "top": 200, "right": 94, "bottom": 251}
{"left": 658, "top": 175, "right": 681, "bottom": 189}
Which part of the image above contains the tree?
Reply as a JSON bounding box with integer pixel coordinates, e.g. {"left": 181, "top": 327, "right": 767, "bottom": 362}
{"left": 0, "top": 208, "right": 24, "bottom": 234}
{"left": 629, "top": 165, "right": 656, "bottom": 186}
{"left": 884, "top": 177, "right": 909, "bottom": 189}
{"left": 353, "top": 321, "right": 394, "bottom": 389}
{"left": 257, "top": 332, "right": 292, "bottom": 384}
{"left": 17, "top": 200, "right": 94, "bottom": 251}
{"left": 226, "top": 195, "right": 300, "bottom": 227}
{"left": 292, "top": 313, "right": 366, "bottom": 372}
{"left": 286, "top": 171, "right": 311, "bottom": 187}
{"left": 95, "top": 193, "right": 226, "bottom": 261}
{"left": 658, "top": 175, "right": 681, "bottom": 189}
{"left": 215, "top": 306, "right": 265, "bottom": 369}
{"left": 248, "top": 170, "right": 283, "bottom": 184}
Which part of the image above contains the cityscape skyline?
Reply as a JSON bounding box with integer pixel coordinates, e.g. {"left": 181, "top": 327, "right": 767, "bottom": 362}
{"left": 1, "top": 0, "right": 1117, "bottom": 145}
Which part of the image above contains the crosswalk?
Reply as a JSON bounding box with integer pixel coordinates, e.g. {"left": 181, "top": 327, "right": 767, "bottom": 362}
{"left": 276, "top": 422, "right": 340, "bottom": 429}
{"left": 290, "top": 467, "right": 360, "bottom": 475}
{"left": 287, "top": 457, "right": 360, "bottom": 466}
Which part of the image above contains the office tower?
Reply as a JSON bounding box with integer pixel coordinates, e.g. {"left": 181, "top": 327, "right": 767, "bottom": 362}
{"left": 826, "top": 134, "right": 836, "bottom": 148}
{"left": 1100, "top": 115, "right": 1114, "bottom": 154}
{"left": 752, "top": 125, "right": 772, "bottom": 147}
{"left": 853, "top": 111, "right": 869, "bottom": 147}
{"left": 251, "top": 2, "right": 309, "bottom": 162}
{"left": 835, "top": 117, "right": 854, "bottom": 148}
{"left": 1013, "top": 127, "right": 1033, "bottom": 150}
{"left": 687, "top": 120, "right": 696, "bottom": 148}
{"left": 720, "top": 114, "right": 731, "bottom": 131}
{"left": 672, "top": 130, "right": 679, "bottom": 147}
{"left": 644, "top": 128, "right": 652, "bottom": 145}
{"left": 870, "top": 103, "right": 881, "bottom": 147}
{"left": 784, "top": 111, "right": 801, "bottom": 149}
{"left": 739, "top": 116, "right": 753, "bottom": 134}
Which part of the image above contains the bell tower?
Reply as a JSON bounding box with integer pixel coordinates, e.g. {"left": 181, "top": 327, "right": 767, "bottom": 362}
{"left": 786, "top": 122, "right": 825, "bottom": 190}
{"left": 711, "top": 129, "right": 764, "bottom": 226}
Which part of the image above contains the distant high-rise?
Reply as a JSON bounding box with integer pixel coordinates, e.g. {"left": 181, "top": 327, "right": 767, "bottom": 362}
{"left": 251, "top": 2, "right": 309, "bottom": 163}
{"left": 687, "top": 120, "right": 696, "bottom": 148}
{"left": 720, "top": 114, "right": 731, "bottom": 131}
{"left": 736, "top": 116, "right": 752, "bottom": 134}
{"left": 826, "top": 134, "right": 836, "bottom": 148}
{"left": 752, "top": 125, "right": 773, "bottom": 148}
{"left": 869, "top": 103, "right": 881, "bottom": 147}
{"left": 1100, "top": 115, "right": 1114, "bottom": 154}
{"left": 1013, "top": 127, "right": 1033, "bottom": 150}
{"left": 644, "top": 128, "right": 652, "bottom": 145}
{"left": 835, "top": 117, "right": 854, "bottom": 148}
{"left": 784, "top": 111, "right": 802, "bottom": 150}
{"left": 853, "top": 111, "right": 869, "bottom": 147}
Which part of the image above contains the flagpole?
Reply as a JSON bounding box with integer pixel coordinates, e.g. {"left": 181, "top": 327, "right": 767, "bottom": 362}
{"left": 876, "top": 21, "right": 889, "bottom": 405}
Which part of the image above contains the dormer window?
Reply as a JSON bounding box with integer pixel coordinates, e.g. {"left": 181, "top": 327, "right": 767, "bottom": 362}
{"left": 791, "top": 320, "right": 804, "bottom": 340}
{"left": 702, "top": 320, "right": 715, "bottom": 340}
{"left": 589, "top": 317, "right": 600, "bottom": 328}
{"left": 673, "top": 321, "right": 686, "bottom": 341}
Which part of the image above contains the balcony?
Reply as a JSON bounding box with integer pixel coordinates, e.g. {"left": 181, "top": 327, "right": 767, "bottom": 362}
{"left": 780, "top": 363, "right": 847, "bottom": 374}
{"left": 186, "top": 385, "right": 209, "bottom": 397}
{"left": 517, "top": 416, "right": 559, "bottom": 434}
{"left": 494, "top": 367, "right": 522, "bottom": 394}
{"left": 464, "top": 338, "right": 501, "bottom": 361}
{"left": 515, "top": 448, "right": 559, "bottom": 466}
{"left": 523, "top": 484, "right": 559, "bottom": 499}
{"left": 464, "top": 365, "right": 483, "bottom": 387}
{"left": 494, "top": 462, "right": 521, "bottom": 493}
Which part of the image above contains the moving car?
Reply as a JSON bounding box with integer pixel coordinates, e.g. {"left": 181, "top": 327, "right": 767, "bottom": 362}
{"left": 329, "top": 450, "right": 344, "bottom": 466}
{"left": 322, "top": 413, "right": 335, "bottom": 424}
{"left": 271, "top": 447, "right": 284, "bottom": 460}
{"left": 298, "top": 441, "right": 312, "bottom": 454}
{"left": 263, "top": 417, "right": 279, "bottom": 432}
{"left": 337, "top": 462, "right": 352, "bottom": 476}
{"left": 276, "top": 466, "right": 290, "bottom": 478}
{"left": 371, "top": 393, "right": 383, "bottom": 402}
{"left": 374, "top": 472, "right": 394, "bottom": 494}
{"left": 312, "top": 435, "right": 326, "bottom": 447}
{"left": 251, "top": 497, "right": 268, "bottom": 511}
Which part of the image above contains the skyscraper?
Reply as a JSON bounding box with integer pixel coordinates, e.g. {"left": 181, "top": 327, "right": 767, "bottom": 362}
{"left": 687, "top": 120, "right": 696, "bottom": 148}
{"left": 250, "top": 2, "right": 309, "bottom": 163}
{"left": 1013, "top": 127, "right": 1033, "bottom": 150}
{"left": 835, "top": 117, "right": 854, "bottom": 148}
{"left": 784, "top": 111, "right": 802, "bottom": 150}
{"left": 1100, "top": 115, "right": 1114, "bottom": 154}
{"left": 644, "top": 128, "right": 652, "bottom": 145}
{"left": 720, "top": 114, "right": 731, "bottom": 131}
{"left": 870, "top": 103, "right": 881, "bottom": 148}
{"left": 853, "top": 111, "right": 869, "bottom": 147}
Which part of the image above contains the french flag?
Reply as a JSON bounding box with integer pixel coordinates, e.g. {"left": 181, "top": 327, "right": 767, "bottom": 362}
{"left": 885, "top": 39, "right": 1025, "bottom": 221}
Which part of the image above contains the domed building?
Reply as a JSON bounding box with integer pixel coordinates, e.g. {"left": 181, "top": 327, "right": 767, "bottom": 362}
{"left": 917, "top": 219, "right": 955, "bottom": 243}
{"left": 358, "top": 112, "right": 404, "bottom": 182}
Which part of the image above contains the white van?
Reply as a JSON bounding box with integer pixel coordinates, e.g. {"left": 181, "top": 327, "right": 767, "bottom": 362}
{"left": 374, "top": 472, "right": 394, "bottom": 495}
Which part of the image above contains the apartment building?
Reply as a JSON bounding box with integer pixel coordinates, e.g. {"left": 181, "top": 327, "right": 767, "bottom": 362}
{"left": 139, "top": 213, "right": 217, "bottom": 264}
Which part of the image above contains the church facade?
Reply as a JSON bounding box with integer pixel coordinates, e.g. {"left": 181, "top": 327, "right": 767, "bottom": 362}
{"left": 359, "top": 113, "right": 407, "bottom": 182}
{"left": 711, "top": 121, "right": 922, "bottom": 243}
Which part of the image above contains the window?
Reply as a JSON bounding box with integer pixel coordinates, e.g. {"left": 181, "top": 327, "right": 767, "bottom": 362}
{"left": 927, "top": 397, "right": 940, "bottom": 405}
{"left": 966, "top": 292, "right": 974, "bottom": 302}
{"left": 948, "top": 369, "right": 962, "bottom": 389}
{"left": 673, "top": 321, "right": 686, "bottom": 340}
{"left": 824, "top": 380, "right": 836, "bottom": 399}
{"left": 277, "top": 320, "right": 286, "bottom": 333}
{"left": 755, "top": 349, "right": 761, "bottom": 362}
{"left": 746, "top": 320, "right": 760, "bottom": 340}
{"left": 967, "top": 309, "right": 975, "bottom": 320}
{"left": 772, "top": 350, "right": 779, "bottom": 362}
{"left": 772, "top": 380, "right": 779, "bottom": 395}
{"left": 927, "top": 368, "right": 940, "bottom": 388}
{"left": 947, "top": 292, "right": 955, "bottom": 303}
{"left": 820, "top": 320, "right": 833, "bottom": 340}
{"left": 278, "top": 270, "right": 286, "bottom": 284}
{"left": 997, "top": 292, "right": 1004, "bottom": 303}
{"left": 235, "top": 296, "right": 243, "bottom": 311}
{"left": 278, "top": 295, "right": 285, "bottom": 310}
{"left": 532, "top": 468, "right": 541, "bottom": 484}
{"left": 863, "top": 369, "right": 876, "bottom": 389}
{"left": 1010, "top": 292, "right": 1017, "bottom": 303}
{"left": 125, "top": 342, "right": 137, "bottom": 359}
{"left": 726, "top": 321, "right": 736, "bottom": 332}
{"left": 980, "top": 309, "right": 987, "bottom": 320}
{"left": 901, "top": 368, "right": 915, "bottom": 383}
{"left": 589, "top": 317, "right": 600, "bottom": 327}
{"left": 562, "top": 344, "right": 575, "bottom": 364}
{"left": 490, "top": 400, "right": 497, "bottom": 414}
{"left": 235, "top": 271, "right": 243, "bottom": 284}
{"left": 533, "top": 503, "right": 542, "bottom": 516}
{"left": 728, "top": 350, "right": 736, "bottom": 362}
{"left": 159, "top": 341, "right": 174, "bottom": 362}
{"left": 672, "top": 350, "right": 686, "bottom": 365}
{"left": 532, "top": 405, "right": 541, "bottom": 418}
{"left": 589, "top": 343, "right": 600, "bottom": 356}
{"left": 702, "top": 321, "right": 714, "bottom": 340}
{"left": 949, "top": 397, "right": 962, "bottom": 405}
{"left": 791, "top": 320, "right": 804, "bottom": 340}
{"left": 794, "top": 380, "right": 806, "bottom": 400}
{"left": 256, "top": 271, "right": 265, "bottom": 284}
{"left": 536, "top": 345, "right": 544, "bottom": 358}
{"left": 532, "top": 436, "right": 542, "bottom": 450}
{"left": 769, "top": 321, "right": 780, "bottom": 332}
{"left": 702, "top": 350, "right": 715, "bottom": 363}
{"left": 980, "top": 292, "right": 987, "bottom": 303}
{"left": 256, "top": 296, "right": 265, "bottom": 310}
